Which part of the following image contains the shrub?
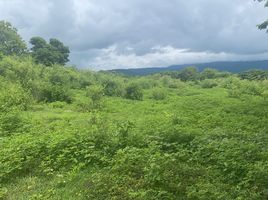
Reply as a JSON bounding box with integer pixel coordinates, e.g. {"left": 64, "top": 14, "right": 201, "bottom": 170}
{"left": 261, "top": 79, "right": 268, "bottom": 90}
{"left": 220, "top": 76, "right": 240, "bottom": 89}
{"left": 32, "top": 82, "right": 73, "bottom": 103}
{"left": 243, "top": 82, "right": 264, "bottom": 96}
{"left": 239, "top": 70, "right": 268, "bottom": 81}
{"left": 86, "top": 85, "right": 104, "bottom": 109}
{"left": 134, "top": 78, "right": 158, "bottom": 89}
{"left": 0, "top": 78, "right": 31, "bottom": 112}
{"left": 178, "top": 67, "right": 199, "bottom": 82}
{"left": 103, "top": 80, "right": 123, "bottom": 97}
{"left": 125, "top": 84, "right": 143, "bottom": 100}
{"left": 223, "top": 77, "right": 264, "bottom": 98}
{"left": 0, "top": 56, "right": 40, "bottom": 89}
{"left": 262, "top": 90, "right": 268, "bottom": 99}
{"left": 200, "top": 68, "right": 218, "bottom": 80}
{"left": 151, "top": 88, "right": 167, "bottom": 100}
{"left": 200, "top": 79, "right": 218, "bottom": 88}
{"left": 0, "top": 110, "right": 26, "bottom": 136}
{"left": 161, "top": 76, "right": 187, "bottom": 89}
{"left": 44, "top": 66, "right": 82, "bottom": 89}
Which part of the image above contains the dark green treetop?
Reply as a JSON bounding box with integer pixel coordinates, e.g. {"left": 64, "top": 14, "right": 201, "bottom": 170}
{"left": 30, "top": 37, "right": 70, "bottom": 66}
{"left": 256, "top": 0, "right": 268, "bottom": 31}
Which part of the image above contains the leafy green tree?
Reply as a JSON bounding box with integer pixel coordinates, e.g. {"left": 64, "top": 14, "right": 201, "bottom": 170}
{"left": 30, "top": 37, "right": 55, "bottom": 66}
{"left": 49, "top": 38, "right": 70, "bottom": 65}
{"left": 30, "top": 37, "right": 69, "bottom": 66}
{"left": 256, "top": 0, "right": 268, "bottom": 31}
{"left": 0, "top": 21, "right": 27, "bottom": 56}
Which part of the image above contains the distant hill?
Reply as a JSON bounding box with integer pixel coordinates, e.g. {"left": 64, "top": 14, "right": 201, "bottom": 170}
{"left": 110, "top": 60, "right": 268, "bottom": 76}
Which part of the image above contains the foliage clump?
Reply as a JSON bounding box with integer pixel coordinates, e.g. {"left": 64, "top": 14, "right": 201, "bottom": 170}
{"left": 30, "top": 37, "right": 70, "bottom": 66}
{"left": 103, "top": 79, "right": 124, "bottom": 97}
{"left": 125, "top": 83, "right": 143, "bottom": 100}
{"left": 0, "top": 20, "right": 27, "bottom": 56}
{"left": 150, "top": 88, "right": 167, "bottom": 100}
{"left": 200, "top": 79, "right": 218, "bottom": 88}
{"left": 86, "top": 85, "right": 104, "bottom": 109}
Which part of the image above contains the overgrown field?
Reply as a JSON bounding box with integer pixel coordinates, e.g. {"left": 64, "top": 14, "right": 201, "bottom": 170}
{"left": 0, "top": 56, "right": 267, "bottom": 200}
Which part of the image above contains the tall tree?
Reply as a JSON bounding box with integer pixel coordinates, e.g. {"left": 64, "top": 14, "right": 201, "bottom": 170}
{"left": 49, "top": 38, "right": 70, "bottom": 65}
{"left": 256, "top": 0, "right": 268, "bottom": 31}
{"left": 30, "top": 37, "right": 55, "bottom": 66}
{"left": 0, "top": 21, "right": 27, "bottom": 56}
{"left": 30, "top": 37, "right": 70, "bottom": 66}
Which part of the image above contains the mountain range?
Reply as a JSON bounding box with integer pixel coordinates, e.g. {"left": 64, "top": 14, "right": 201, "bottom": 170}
{"left": 109, "top": 60, "right": 268, "bottom": 76}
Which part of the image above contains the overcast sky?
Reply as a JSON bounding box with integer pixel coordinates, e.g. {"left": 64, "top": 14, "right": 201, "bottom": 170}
{"left": 0, "top": 0, "right": 268, "bottom": 70}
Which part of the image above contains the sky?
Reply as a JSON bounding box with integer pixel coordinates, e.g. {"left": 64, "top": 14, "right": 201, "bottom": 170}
{"left": 0, "top": 0, "right": 268, "bottom": 70}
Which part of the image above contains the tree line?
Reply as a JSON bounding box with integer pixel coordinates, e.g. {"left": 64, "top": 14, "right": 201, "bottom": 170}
{"left": 0, "top": 20, "right": 69, "bottom": 66}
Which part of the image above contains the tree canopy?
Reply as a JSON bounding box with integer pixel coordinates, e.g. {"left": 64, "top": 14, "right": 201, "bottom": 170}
{"left": 30, "top": 37, "right": 70, "bottom": 66}
{"left": 0, "top": 20, "right": 27, "bottom": 56}
{"left": 256, "top": 0, "right": 268, "bottom": 31}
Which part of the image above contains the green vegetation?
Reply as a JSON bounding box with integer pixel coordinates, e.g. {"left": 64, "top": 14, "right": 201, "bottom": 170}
{"left": 256, "top": 0, "right": 268, "bottom": 31}
{"left": 0, "top": 55, "right": 267, "bottom": 200}
{"left": 0, "top": 21, "right": 27, "bottom": 56}
{"left": 0, "top": 21, "right": 267, "bottom": 200}
{"left": 30, "top": 37, "right": 70, "bottom": 66}
{"left": 125, "top": 83, "right": 143, "bottom": 100}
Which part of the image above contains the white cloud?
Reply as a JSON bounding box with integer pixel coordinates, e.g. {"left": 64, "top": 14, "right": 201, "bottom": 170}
{"left": 75, "top": 45, "right": 268, "bottom": 70}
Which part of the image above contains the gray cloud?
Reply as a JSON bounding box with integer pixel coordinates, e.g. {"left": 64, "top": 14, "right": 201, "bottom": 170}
{"left": 0, "top": 0, "right": 268, "bottom": 69}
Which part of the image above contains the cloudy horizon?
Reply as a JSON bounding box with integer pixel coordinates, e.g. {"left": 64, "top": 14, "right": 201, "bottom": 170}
{"left": 1, "top": 0, "right": 268, "bottom": 70}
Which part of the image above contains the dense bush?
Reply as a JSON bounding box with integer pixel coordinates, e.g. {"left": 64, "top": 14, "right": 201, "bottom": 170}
{"left": 200, "top": 79, "right": 218, "bottom": 88}
{"left": 177, "top": 67, "right": 199, "bottom": 81}
{"left": 200, "top": 68, "right": 218, "bottom": 80}
{"left": 223, "top": 77, "right": 264, "bottom": 98}
{"left": 160, "top": 76, "right": 187, "bottom": 89}
{"left": 125, "top": 84, "right": 143, "bottom": 100}
{"left": 85, "top": 85, "right": 104, "bottom": 109}
{"left": 33, "top": 82, "right": 73, "bottom": 103}
{"left": 0, "top": 78, "right": 31, "bottom": 112}
{"left": 0, "top": 110, "right": 26, "bottom": 136}
{"left": 134, "top": 78, "right": 158, "bottom": 89}
{"left": 103, "top": 79, "right": 124, "bottom": 97}
{"left": 0, "top": 78, "right": 31, "bottom": 136}
{"left": 239, "top": 70, "right": 268, "bottom": 81}
{"left": 262, "top": 90, "right": 268, "bottom": 99}
{"left": 150, "top": 88, "right": 167, "bottom": 100}
{"left": 0, "top": 56, "right": 43, "bottom": 92}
